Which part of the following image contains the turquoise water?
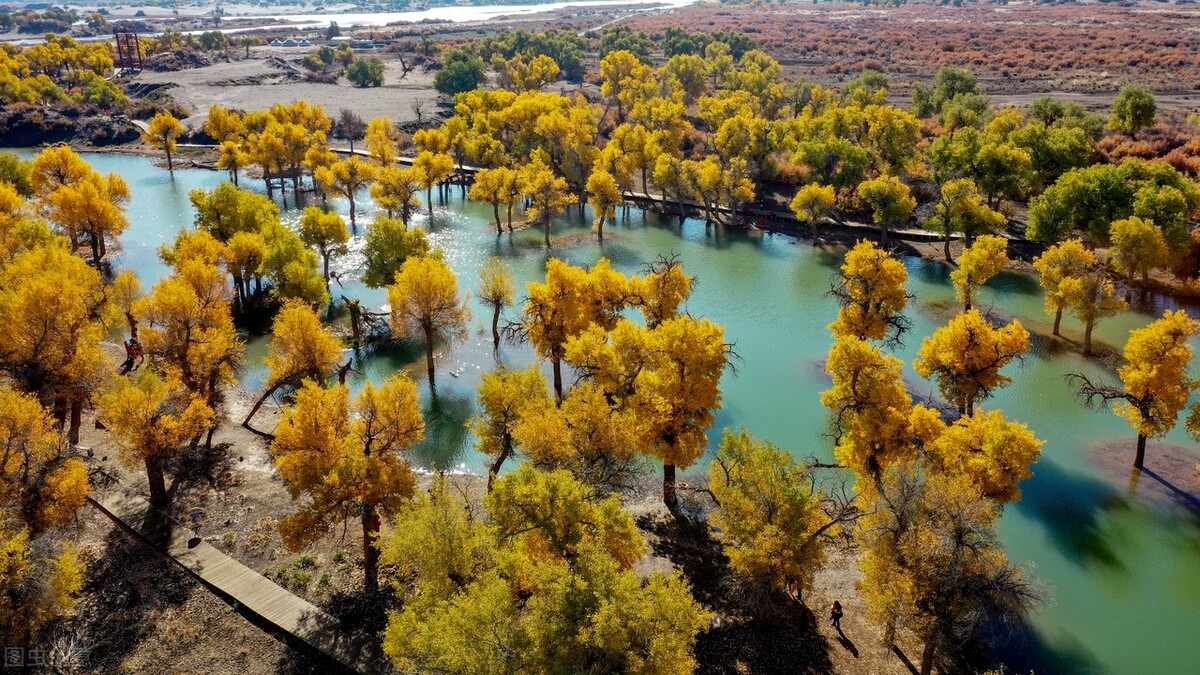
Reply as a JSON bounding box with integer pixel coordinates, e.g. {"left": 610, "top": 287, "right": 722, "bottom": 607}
{"left": 60, "top": 154, "right": 1200, "bottom": 673}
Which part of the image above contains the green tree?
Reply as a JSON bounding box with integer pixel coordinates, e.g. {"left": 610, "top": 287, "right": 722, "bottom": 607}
{"left": 346, "top": 56, "right": 384, "bottom": 87}
{"left": 1110, "top": 83, "right": 1156, "bottom": 136}
{"left": 434, "top": 49, "right": 487, "bottom": 96}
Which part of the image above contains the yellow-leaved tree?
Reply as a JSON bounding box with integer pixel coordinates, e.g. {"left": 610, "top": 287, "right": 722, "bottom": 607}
{"left": 926, "top": 178, "right": 1006, "bottom": 262}
{"left": 297, "top": 206, "right": 350, "bottom": 294}
{"left": 914, "top": 309, "right": 1030, "bottom": 416}
{"left": 412, "top": 150, "right": 455, "bottom": 219}
{"left": 928, "top": 410, "right": 1043, "bottom": 503}
{"left": 1068, "top": 309, "right": 1200, "bottom": 469}
{"left": 142, "top": 111, "right": 185, "bottom": 171}
{"left": 858, "top": 469, "right": 1039, "bottom": 675}
{"left": 520, "top": 156, "right": 572, "bottom": 248}
{"left": 586, "top": 168, "right": 622, "bottom": 240}
{"left": 242, "top": 300, "right": 343, "bottom": 429}
{"left": 272, "top": 375, "right": 424, "bottom": 591}
{"left": 630, "top": 255, "right": 693, "bottom": 328}
{"left": 380, "top": 466, "right": 711, "bottom": 673}
{"left": 0, "top": 244, "right": 110, "bottom": 444}
{"left": 521, "top": 257, "right": 630, "bottom": 399}
{"left": 477, "top": 256, "right": 515, "bottom": 349}
{"left": 1108, "top": 216, "right": 1168, "bottom": 301}
{"left": 856, "top": 174, "right": 916, "bottom": 246}
{"left": 0, "top": 388, "right": 88, "bottom": 643}
{"left": 708, "top": 428, "right": 852, "bottom": 610}
{"left": 1032, "top": 238, "right": 1096, "bottom": 336}
{"left": 1060, "top": 263, "right": 1126, "bottom": 357}
{"left": 314, "top": 155, "right": 377, "bottom": 230}
{"left": 950, "top": 234, "right": 1009, "bottom": 311}
{"left": 371, "top": 166, "right": 423, "bottom": 224}
{"left": 822, "top": 336, "right": 937, "bottom": 485}
{"left": 790, "top": 183, "right": 836, "bottom": 236}
{"left": 468, "top": 366, "right": 549, "bottom": 489}
{"left": 387, "top": 254, "right": 471, "bottom": 388}
{"left": 512, "top": 380, "right": 645, "bottom": 493}
{"left": 469, "top": 167, "right": 521, "bottom": 235}
{"left": 829, "top": 240, "right": 911, "bottom": 345}
{"left": 42, "top": 170, "right": 130, "bottom": 267}
{"left": 99, "top": 370, "right": 214, "bottom": 507}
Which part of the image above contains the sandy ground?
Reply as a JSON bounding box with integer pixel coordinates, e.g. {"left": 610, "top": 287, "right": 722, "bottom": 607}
{"left": 135, "top": 50, "right": 444, "bottom": 127}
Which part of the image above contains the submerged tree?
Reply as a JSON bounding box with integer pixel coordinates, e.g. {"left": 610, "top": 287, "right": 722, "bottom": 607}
{"left": 469, "top": 366, "right": 549, "bottom": 490}
{"left": 143, "top": 111, "right": 185, "bottom": 172}
{"left": 1068, "top": 310, "right": 1200, "bottom": 469}
{"left": 478, "top": 256, "right": 515, "bottom": 349}
{"left": 950, "top": 234, "right": 1009, "bottom": 311}
{"left": 829, "top": 240, "right": 911, "bottom": 345}
{"left": 914, "top": 310, "right": 1030, "bottom": 416}
{"left": 388, "top": 254, "right": 471, "bottom": 388}
{"left": 1033, "top": 238, "right": 1096, "bottom": 336}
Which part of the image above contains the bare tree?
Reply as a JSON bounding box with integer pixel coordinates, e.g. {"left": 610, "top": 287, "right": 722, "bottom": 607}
{"left": 410, "top": 98, "right": 426, "bottom": 127}
{"left": 337, "top": 108, "right": 366, "bottom": 152}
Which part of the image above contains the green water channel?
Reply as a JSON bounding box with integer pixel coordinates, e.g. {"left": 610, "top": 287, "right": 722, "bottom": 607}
{"left": 55, "top": 153, "right": 1200, "bottom": 673}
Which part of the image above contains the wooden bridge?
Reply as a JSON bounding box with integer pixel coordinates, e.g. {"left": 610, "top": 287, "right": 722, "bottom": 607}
{"left": 87, "top": 471, "right": 387, "bottom": 675}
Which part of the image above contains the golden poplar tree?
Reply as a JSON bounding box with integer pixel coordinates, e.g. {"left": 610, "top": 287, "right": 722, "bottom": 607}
{"left": 143, "top": 111, "right": 185, "bottom": 171}
{"left": 412, "top": 151, "right": 455, "bottom": 219}
{"left": 790, "top": 183, "right": 836, "bottom": 235}
{"left": 1108, "top": 216, "right": 1168, "bottom": 301}
{"left": 469, "top": 167, "right": 521, "bottom": 235}
{"left": 314, "top": 155, "right": 377, "bottom": 230}
{"left": 371, "top": 166, "right": 423, "bottom": 224}
{"left": 950, "top": 234, "right": 1009, "bottom": 311}
{"left": 829, "top": 240, "right": 911, "bottom": 344}
{"left": 478, "top": 256, "right": 515, "bottom": 349}
{"left": 242, "top": 300, "right": 343, "bottom": 428}
{"left": 1068, "top": 309, "right": 1200, "bottom": 469}
{"left": 0, "top": 387, "right": 88, "bottom": 643}
{"left": 297, "top": 206, "right": 349, "bottom": 293}
{"left": 1060, "top": 265, "right": 1126, "bottom": 357}
{"left": 586, "top": 168, "right": 622, "bottom": 240}
{"left": 856, "top": 174, "right": 916, "bottom": 245}
{"left": 1032, "top": 238, "right": 1095, "bottom": 336}
{"left": 42, "top": 170, "right": 130, "bottom": 266}
{"left": 387, "top": 254, "right": 471, "bottom": 388}
{"left": 468, "top": 366, "right": 549, "bottom": 489}
{"left": 928, "top": 410, "right": 1043, "bottom": 503}
{"left": 520, "top": 156, "right": 572, "bottom": 248}
{"left": 522, "top": 258, "right": 629, "bottom": 399}
{"left": 99, "top": 370, "right": 213, "bottom": 507}
{"left": 0, "top": 244, "right": 110, "bottom": 444}
{"left": 272, "top": 375, "right": 424, "bottom": 591}
{"left": 914, "top": 309, "right": 1030, "bottom": 416}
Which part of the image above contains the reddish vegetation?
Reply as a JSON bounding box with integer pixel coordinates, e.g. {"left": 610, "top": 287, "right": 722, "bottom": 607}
{"left": 628, "top": 3, "right": 1200, "bottom": 92}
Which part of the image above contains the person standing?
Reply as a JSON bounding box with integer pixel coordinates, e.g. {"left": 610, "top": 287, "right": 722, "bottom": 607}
{"left": 830, "top": 600, "right": 843, "bottom": 631}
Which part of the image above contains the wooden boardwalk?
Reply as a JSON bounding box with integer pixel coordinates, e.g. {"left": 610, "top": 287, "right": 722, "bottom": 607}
{"left": 87, "top": 473, "right": 386, "bottom": 675}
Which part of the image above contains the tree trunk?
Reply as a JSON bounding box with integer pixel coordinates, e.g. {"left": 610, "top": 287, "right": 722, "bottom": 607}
{"left": 346, "top": 299, "right": 362, "bottom": 351}
{"left": 544, "top": 217, "right": 552, "bottom": 248}
{"left": 322, "top": 253, "right": 330, "bottom": 293}
{"left": 427, "top": 187, "right": 433, "bottom": 218}
{"left": 507, "top": 203, "right": 514, "bottom": 232}
{"left": 145, "top": 454, "right": 168, "bottom": 508}
{"left": 943, "top": 231, "right": 952, "bottom": 262}
{"left": 348, "top": 195, "right": 357, "bottom": 232}
{"left": 663, "top": 463, "right": 678, "bottom": 510}
{"left": 165, "top": 146, "right": 173, "bottom": 172}
{"left": 493, "top": 204, "right": 503, "bottom": 236}
{"left": 1053, "top": 304, "right": 1063, "bottom": 336}
{"left": 242, "top": 384, "right": 279, "bottom": 428}
{"left": 68, "top": 399, "right": 82, "bottom": 446}
{"left": 362, "top": 506, "right": 379, "bottom": 594}
{"left": 487, "top": 434, "right": 512, "bottom": 492}
{"left": 423, "top": 324, "right": 436, "bottom": 389}
{"left": 125, "top": 311, "right": 139, "bottom": 341}
{"left": 919, "top": 640, "right": 937, "bottom": 675}
{"left": 90, "top": 235, "right": 101, "bottom": 267}
{"left": 597, "top": 214, "right": 605, "bottom": 241}
{"left": 1134, "top": 432, "right": 1147, "bottom": 470}
{"left": 552, "top": 358, "right": 563, "bottom": 401}
{"left": 1083, "top": 318, "right": 1095, "bottom": 356}
{"left": 492, "top": 303, "right": 501, "bottom": 349}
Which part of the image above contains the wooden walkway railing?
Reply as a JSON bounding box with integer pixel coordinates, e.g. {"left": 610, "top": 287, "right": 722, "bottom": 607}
{"left": 87, "top": 472, "right": 386, "bottom": 675}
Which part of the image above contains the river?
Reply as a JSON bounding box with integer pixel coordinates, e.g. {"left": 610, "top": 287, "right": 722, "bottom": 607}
{"left": 37, "top": 153, "right": 1200, "bottom": 673}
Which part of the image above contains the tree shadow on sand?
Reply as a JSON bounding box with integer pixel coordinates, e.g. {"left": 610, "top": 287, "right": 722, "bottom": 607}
{"left": 636, "top": 512, "right": 836, "bottom": 675}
